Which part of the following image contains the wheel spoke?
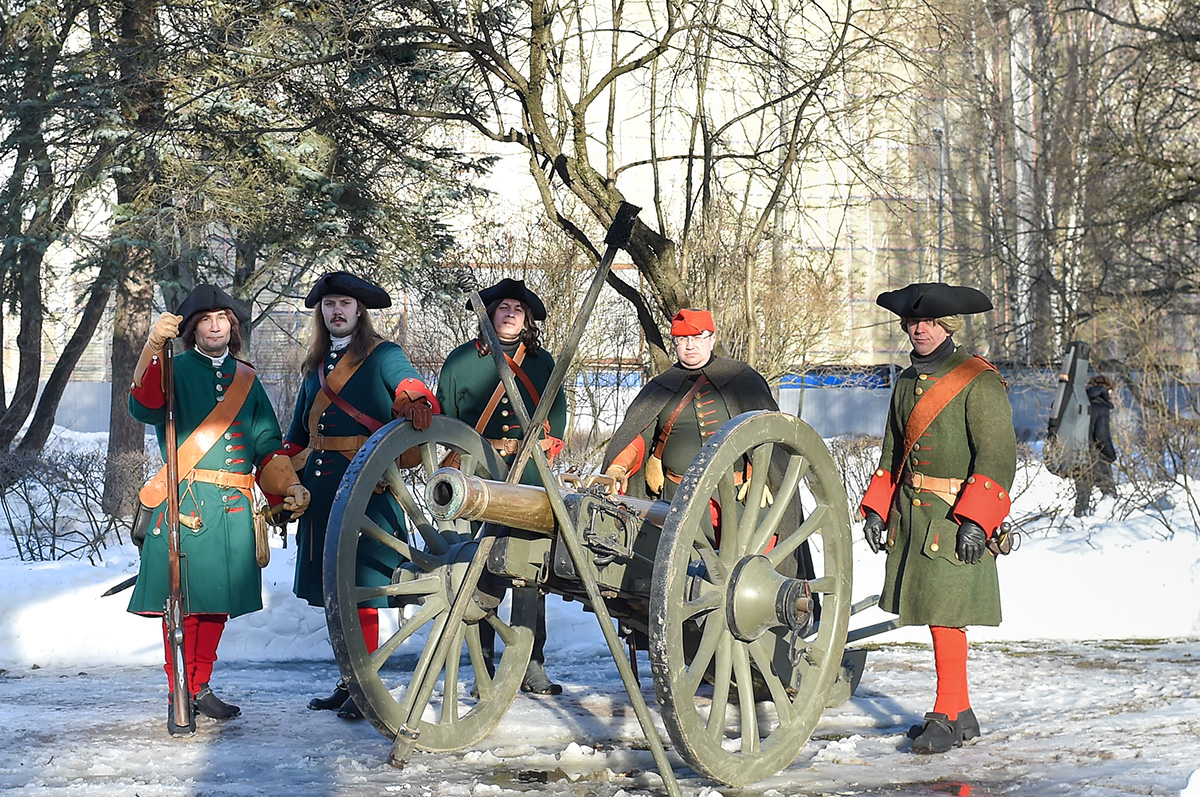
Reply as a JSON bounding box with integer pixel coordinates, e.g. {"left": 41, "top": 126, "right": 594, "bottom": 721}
{"left": 381, "top": 597, "right": 446, "bottom": 657}
{"left": 384, "top": 461, "right": 449, "bottom": 555}
{"left": 359, "top": 516, "right": 413, "bottom": 557}
{"left": 717, "top": 473, "right": 740, "bottom": 568}
{"left": 747, "top": 452, "right": 806, "bottom": 554}
{"left": 732, "top": 642, "right": 760, "bottom": 753}
{"left": 680, "top": 587, "right": 722, "bottom": 623}
{"left": 767, "top": 503, "right": 831, "bottom": 569}
{"left": 355, "top": 577, "right": 440, "bottom": 604}
{"left": 748, "top": 635, "right": 792, "bottom": 723}
{"left": 442, "top": 621, "right": 466, "bottom": 724}
{"left": 685, "top": 610, "right": 726, "bottom": 696}
{"left": 465, "top": 623, "right": 494, "bottom": 700}
{"left": 418, "top": 440, "right": 440, "bottom": 475}
{"left": 735, "top": 444, "right": 775, "bottom": 549}
{"left": 707, "top": 634, "right": 734, "bottom": 741}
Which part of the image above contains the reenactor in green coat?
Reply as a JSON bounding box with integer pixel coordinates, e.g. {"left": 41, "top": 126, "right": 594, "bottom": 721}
{"left": 282, "top": 272, "right": 438, "bottom": 719}
{"left": 436, "top": 278, "right": 567, "bottom": 694}
{"left": 129, "top": 285, "right": 309, "bottom": 735}
{"left": 859, "top": 282, "right": 1016, "bottom": 755}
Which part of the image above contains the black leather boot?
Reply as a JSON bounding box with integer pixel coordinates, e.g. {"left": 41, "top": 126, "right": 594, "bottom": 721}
{"left": 520, "top": 661, "right": 562, "bottom": 696}
{"left": 166, "top": 695, "right": 196, "bottom": 737}
{"left": 956, "top": 707, "right": 981, "bottom": 742}
{"left": 309, "top": 681, "right": 350, "bottom": 711}
{"left": 908, "top": 707, "right": 981, "bottom": 742}
{"left": 336, "top": 696, "right": 364, "bottom": 720}
{"left": 193, "top": 684, "right": 241, "bottom": 719}
{"left": 911, "top": 712, "right": 963, "bottom": 754}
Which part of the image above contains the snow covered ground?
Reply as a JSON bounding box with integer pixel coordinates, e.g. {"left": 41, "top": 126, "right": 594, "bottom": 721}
{"left": 1, "top": 430, "right": 1199, "bottom": 795}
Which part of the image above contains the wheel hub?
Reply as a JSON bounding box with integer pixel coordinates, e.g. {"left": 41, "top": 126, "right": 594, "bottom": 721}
{"left": 726, "top": 554, "right": 813, "bottom": 642}
{"left": 442, "top": 540, "right": 501, "bottom": 623}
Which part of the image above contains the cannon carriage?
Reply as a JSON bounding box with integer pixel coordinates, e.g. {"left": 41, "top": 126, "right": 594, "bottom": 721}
{"left": 319, "top": 204, "right": 886, "bottom": 793}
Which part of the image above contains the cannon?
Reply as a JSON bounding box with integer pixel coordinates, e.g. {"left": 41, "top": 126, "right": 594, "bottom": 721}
{"left": 320, "top": 203, "right": 882, "bottom": 792}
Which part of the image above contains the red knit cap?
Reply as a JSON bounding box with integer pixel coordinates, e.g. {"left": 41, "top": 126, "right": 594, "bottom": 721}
{"left": 671, "top": 308, "right": 715, "bottom": 336}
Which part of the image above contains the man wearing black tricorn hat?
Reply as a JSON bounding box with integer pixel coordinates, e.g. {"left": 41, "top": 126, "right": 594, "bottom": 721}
{"left": 436, "top": 278, "right": 568, "bottom": 695}
{"left": 859, "top": 282, "right": 1016, "bottom": 754}
{"left": 129, "top": 284, "right": 309, "bottom": 735}
{"left": 281, "top": 271, "right": 439, "bottom": 719}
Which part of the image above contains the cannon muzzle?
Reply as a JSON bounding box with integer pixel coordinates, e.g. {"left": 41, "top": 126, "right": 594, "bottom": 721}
{"left": 427, "top": 468, "right": 559, "bottom": 532}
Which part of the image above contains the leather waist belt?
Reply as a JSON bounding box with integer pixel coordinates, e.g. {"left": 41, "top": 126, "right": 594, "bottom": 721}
{"left": 485, "top": 437, "right": 559, "bottom": 457}
{"left": 189, "top": 469, "right": 256, "bottom": 490}
{"left": 904, "top": 471, "right": 964, "bottom": 505}
{"left": 667, "top": 467, "right": 747, "bottom": 486}
{"left": 189, "top": 469, "right": 257, "bottom": 504}
{"left": 311, "top": 434, "right": 369, "bottom": 454}
{"left": 486, "top": 438, "right": 520, "bottom": 456}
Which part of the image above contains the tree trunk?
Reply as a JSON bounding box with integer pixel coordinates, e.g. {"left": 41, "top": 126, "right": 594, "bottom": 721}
{"left": 102, "top": 0, "right": 164, "bottom": 517}
{"left": 102, "top": 269, "right": 153, "bottom": 517}
{"left": 0, "top": 257, "right": 45, "bottom": 448}
{"left": 19, "top": 278, "right": 114, "bottom": 453}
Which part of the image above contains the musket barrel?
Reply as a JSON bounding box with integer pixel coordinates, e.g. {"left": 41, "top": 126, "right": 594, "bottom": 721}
{"left": 426, "top": 468, "right": 668, "bottom": 533}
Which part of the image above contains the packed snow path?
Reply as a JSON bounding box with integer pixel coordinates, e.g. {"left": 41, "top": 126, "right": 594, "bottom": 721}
{"left": 2, "top": 639, "right": 1196, "bottom": 796}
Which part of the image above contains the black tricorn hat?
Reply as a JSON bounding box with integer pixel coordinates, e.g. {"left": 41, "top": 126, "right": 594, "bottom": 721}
{"left": 176, "top": 284, "right": 250, "bottom": 324}
{"left": 467, "top": 278, "right": 547, "bottom": 321}
{"left": 876, "top": 282, "right": 993, "bottom": 318}
{"left": 304, "top": 271, "right": 392, "bottom": 309}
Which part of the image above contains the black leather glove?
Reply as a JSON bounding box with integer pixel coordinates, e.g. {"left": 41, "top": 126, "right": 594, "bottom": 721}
{"left": 863, "top": 510, "right": 886, "bottom": 554}
{"left": 956, "top": 519, "right": 987, "bottom": 565}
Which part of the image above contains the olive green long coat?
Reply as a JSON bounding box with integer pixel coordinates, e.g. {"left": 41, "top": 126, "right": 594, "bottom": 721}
{"left": 871, "top": 347, "right": 1016, "bottom": 628}
{"left": 127, "top": 350, "right": 284, "bottom": 619}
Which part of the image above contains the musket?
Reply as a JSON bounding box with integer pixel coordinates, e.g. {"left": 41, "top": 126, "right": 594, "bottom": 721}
{"left": 163, "top": 343, "right": 193, "bottom": 734}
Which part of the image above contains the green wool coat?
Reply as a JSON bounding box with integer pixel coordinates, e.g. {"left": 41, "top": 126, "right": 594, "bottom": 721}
{"left": 875, "top": 347, "right": 1016, "bottom": 627}
{"left": 285, "top": 341, "right": 421, "bottom": 607}
{"left": 127, "top": 349, "right": 284, "bottom": 619}
{"left": 436, "top": 340, "right": 567, "bottom": 487}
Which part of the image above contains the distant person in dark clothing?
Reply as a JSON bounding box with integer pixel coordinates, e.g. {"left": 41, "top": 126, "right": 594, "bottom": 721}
{"left": 1074, "top": 375, "right": 1118, "bottom": 517}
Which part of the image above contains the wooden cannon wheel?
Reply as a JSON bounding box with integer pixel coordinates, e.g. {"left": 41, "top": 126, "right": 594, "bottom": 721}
{"left": 650, "top": 411, "right": 854, "bottom": 786}
{"left": 324, "top": 416, "right": 536, "bottom": 752}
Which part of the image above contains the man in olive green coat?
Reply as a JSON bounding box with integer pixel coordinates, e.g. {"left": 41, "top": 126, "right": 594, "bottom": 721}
{"left": 859, "top": 282, "right": 1016, "bottom": 755}
{"left": 129, "top": 285, "right": 309, "bottom": 736}
{"left": 437, "top": 278, "right": 567, "bottom": 694}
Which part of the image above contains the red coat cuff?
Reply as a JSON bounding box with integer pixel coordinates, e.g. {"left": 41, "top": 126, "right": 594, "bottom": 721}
{"left": 952, "top": 472, "right": 1012, "bottom": 535}
{"left": 130, "top": 356, "right": 165, "bottom": 409}
{"left": 395, "top": 378, "right": 441, "bottom": 414}
{"left": 860, "top": 469, "right": 898, "bottom": 519}
{"left": 281, "top": 440, "right": 305, "bottom": 458}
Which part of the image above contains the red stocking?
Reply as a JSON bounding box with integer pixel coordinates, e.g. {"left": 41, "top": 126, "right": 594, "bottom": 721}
{"left": 930, "top": 625, "right": 970, "bottom": 719}
{"left": 359, "top": 607, "right": 380, "bottom": 654}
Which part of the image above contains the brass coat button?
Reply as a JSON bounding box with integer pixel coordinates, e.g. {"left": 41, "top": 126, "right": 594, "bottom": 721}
{"left": 930, "top": 542, "right": 940, "bottom": 552}
{"left": 501, "top": 425, "right": 510, "bottom": 432}
{"left": 912, "top": 497, "right": 921, "bottom": 506}
{"left": 915, "top": 387, "right": 924, "bottom": 395}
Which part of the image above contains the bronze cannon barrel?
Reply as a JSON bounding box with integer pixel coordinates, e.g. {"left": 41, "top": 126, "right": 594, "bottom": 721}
{"left": 425, "top": 468, "right": 669, "bottom": 533}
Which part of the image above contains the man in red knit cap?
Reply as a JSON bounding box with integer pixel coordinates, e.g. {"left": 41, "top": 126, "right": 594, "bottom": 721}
{"left": 860, "top": 282, "right": 1016, "bottom": 754}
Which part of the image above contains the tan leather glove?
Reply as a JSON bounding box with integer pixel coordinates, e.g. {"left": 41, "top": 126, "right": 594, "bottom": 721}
{"left": 737, "top": 479, "right": 774, "bottom": 507}
{"left": 147, "top": 312, "right": 183, "bottom": 353}
{"left": 604, "top": 464, "right": 629, "bottom": 495}
{"left": 282, "top": 484, "right": 310, "bottom": 517}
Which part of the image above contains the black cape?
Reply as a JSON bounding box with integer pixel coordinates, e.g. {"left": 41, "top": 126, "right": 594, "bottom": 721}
{"left": 603, "top": 356, "right": 814, "bottom": 583}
